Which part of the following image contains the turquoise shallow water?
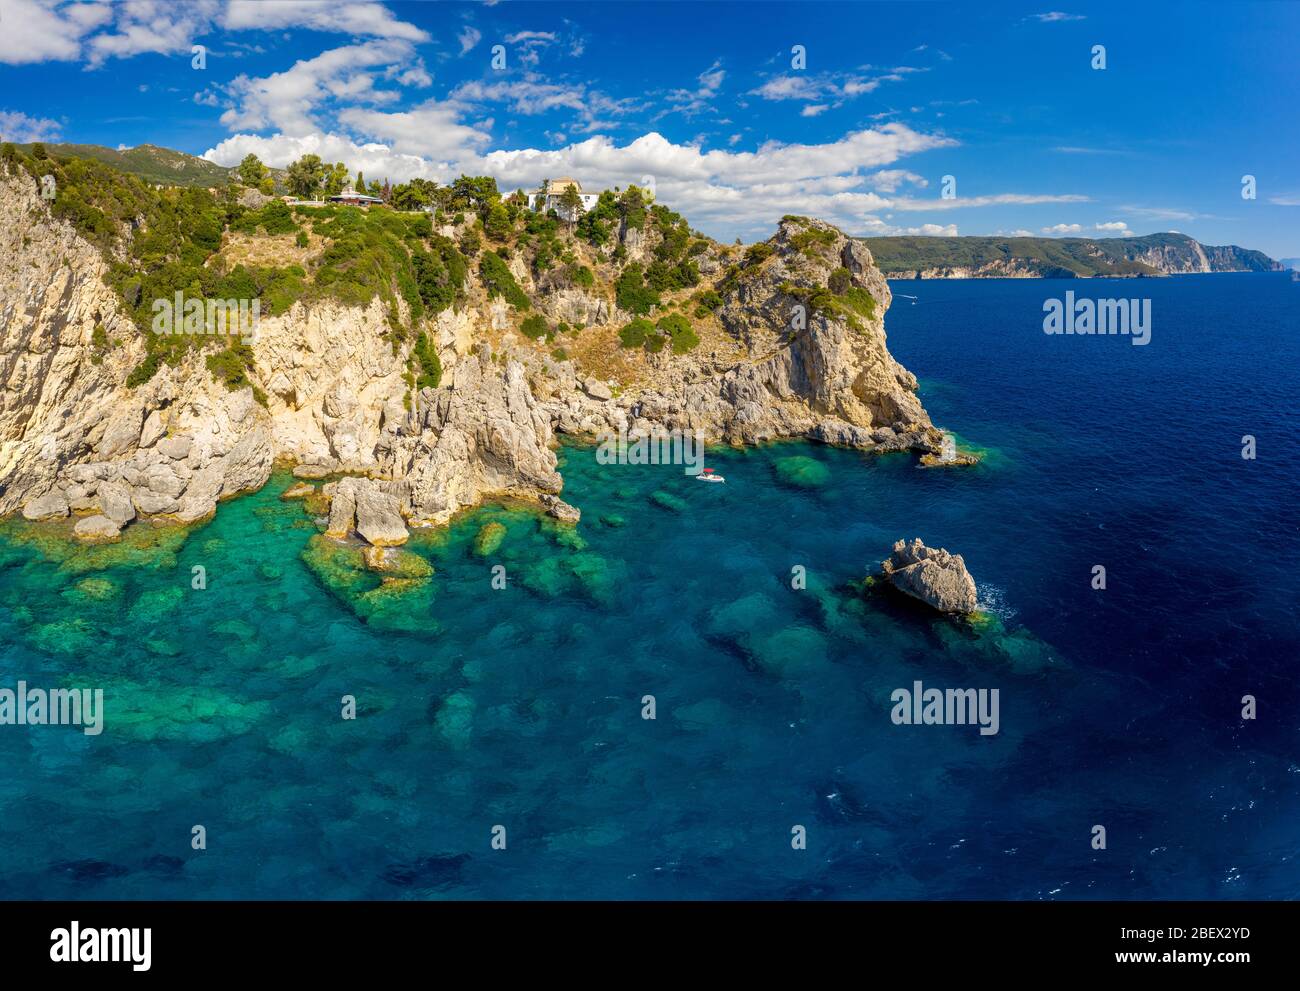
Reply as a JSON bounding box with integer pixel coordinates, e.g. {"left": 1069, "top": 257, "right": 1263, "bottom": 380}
{"left": 1, "top": 272, "right": 1297, "bottom": 899}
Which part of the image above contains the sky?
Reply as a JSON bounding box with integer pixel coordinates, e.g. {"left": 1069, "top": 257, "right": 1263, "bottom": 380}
{"left": 0, "top": 0, "right": 1297, "bottom": 255}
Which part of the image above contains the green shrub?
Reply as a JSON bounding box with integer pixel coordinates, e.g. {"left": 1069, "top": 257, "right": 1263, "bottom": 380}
{"left": 618, "top": 317, "right": 655, "bottom": 348}
{"left": 745, "top": 242, "right": 775, "bottom": 265}
{"left": 656, "top": 312, "right": 700, "bottom": 354}
{"left": 693, "top": 288, "right": 722, "bottom": 318}
{"left": 829, "top": 267, "right": 852, "bottom": 294}
{"left": 615, "top": 262, "right": 659, "bottom": 315}
{"left": 790, "top": 225, "right": 838, "bottom": 256}
{"left": 519, "top": 313, "right": 550, "bottom": 340}
{"left": 479, "top": 251, "right": 530, "bottom": 310}
{"left": 412, "top": 331, "right": 442, "bottom": 389}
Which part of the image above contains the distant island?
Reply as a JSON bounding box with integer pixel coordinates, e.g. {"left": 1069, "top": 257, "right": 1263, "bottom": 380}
{"left": 863, "top": 233, "right": 1283, "bottom": 279}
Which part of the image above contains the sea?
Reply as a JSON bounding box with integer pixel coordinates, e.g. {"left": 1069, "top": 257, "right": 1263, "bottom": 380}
{"left": 1, "top": 272, "right": 1296, "bottom": 899}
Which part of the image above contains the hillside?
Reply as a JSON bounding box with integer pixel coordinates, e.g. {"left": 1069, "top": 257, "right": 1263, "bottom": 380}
{"left": 12, "top": 142, "right": 239, "bottom": 188}
{"left": 864, "top": 232, "right": 1282, "bottom": 279}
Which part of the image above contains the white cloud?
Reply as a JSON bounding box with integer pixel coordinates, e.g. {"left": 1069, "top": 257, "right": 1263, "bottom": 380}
{"left": 450, "top": 78, "right": 588, "bottom": 116}
{"left": 458, "top": 26, "right": 482, "bottom": 55}
{"left": 1095, "top": 221, "right": 1131, "bottom": 233}
{"left": 503, "top": 30, "right": 558, "bottom": 67}
{"left": 0, "top": 0, "right": 425, "bottom": 67}
{"left": 892, "top": 193, "right": 1089, "bottom": 211}
{"left": 203, "top": 130, "right": 450, "bottom": 184}
{"left": 85, "top": 0, "right": 221, "bottom": 69}
{"left": 1121, "top": 205, "right": 1197, "bottom": 221}
{"left": 0, "top": 0, "right": 110, "bottom": 64}
{"left": 801, "top": 104, "right": 829, "bottom": 118}
{"left": 0, "top": 108, "right": 62, "bottom": 143}
{"left": 1042, "top": 223, "right": 1083, "bottom": 235}
{"left": 749, "top": 68, "right": 916, "bottom": 105}
{"left": 205, "top": 121, "right": 956, "bottom": 239}
{"left": 866, "top": 169, "right": 927, "bottom": 193}
{"left": 1031, "top": 12, "right": 1086, "bottom": 22}
{"left": 663, "top": 61, "right": 726, "bottom": 117}
{"left": 862, "top": 216, "right": 959, "bottom": 236}
{"left": 1267, "top": 195, "right": 1300, "bottom": 206}
{"left": 338, "top": 100, "right": 492, "bottom": 161}
{"left": 221, "top": 1, "right": 428, "bottom": 42}
{"left": 218, "top": 40, "right": 424, "bottom": 136}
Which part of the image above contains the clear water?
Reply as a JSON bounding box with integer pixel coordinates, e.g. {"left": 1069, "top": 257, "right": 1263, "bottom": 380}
{"left": 1, "top": 273, "right": 1297, "bottom": 900}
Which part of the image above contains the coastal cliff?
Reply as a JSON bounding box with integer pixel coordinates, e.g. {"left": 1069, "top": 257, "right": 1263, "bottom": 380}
{"left": 0, "top": 156, "right": 941, "bottom": 547}
{"left": 868, "top": 232, "right": 1283, "bottom": 279}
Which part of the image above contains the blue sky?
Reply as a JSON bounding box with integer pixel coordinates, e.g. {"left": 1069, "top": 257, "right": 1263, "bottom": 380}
{"left": 1, "top": 0, "right": 1297, "bottom": 255}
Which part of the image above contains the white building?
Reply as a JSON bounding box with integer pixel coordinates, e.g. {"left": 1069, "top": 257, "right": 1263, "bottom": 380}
{"left": 527, "top": 178, "right": 600, "bottom": 221}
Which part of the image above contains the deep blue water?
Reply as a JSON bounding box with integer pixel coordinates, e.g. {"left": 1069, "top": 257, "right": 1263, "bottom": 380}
{"left": 0, "top": 273, "right": 1297, "bottom": 900}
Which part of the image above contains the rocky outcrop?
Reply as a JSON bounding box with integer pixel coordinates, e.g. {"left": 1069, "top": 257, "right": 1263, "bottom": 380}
{"left": 880, "top": 538, "right": 978, "bottom": 614}
{"left": 547, "top": 217, "right": 940, "bottom": 454}
{"left": 380, "top": 346, "right": 562, "bottom": 527}
{"left": 326, "top": 476, "right": 409, "bottom": 546}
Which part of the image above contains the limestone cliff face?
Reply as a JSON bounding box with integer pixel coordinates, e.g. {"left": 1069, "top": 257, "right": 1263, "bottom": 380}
{"left": 548, "top": 217, "right": 939, "bottom": 453}
{"left": 0, "top": 172, "right": 275, "bottom": 528}
{"left": 1, "top": 171, "right": 942, "bottom": 545}
{"left": 0, "top": 170, "right": 554, "bottom": 537}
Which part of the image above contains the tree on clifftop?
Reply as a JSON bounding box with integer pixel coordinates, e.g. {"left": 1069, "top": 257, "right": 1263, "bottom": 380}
{"left": 286, "top": 154, "right": 325, "bottom": 198}
{"left": 558, "top": 184, "right": 583, "bottom": 227}
{"left": 237, "top": 153, "right": 267, "bottom": 187}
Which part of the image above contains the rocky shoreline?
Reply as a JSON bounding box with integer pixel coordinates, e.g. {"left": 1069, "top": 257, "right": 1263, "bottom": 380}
{"left": 1, "top": 166, "right": 953, "bottom": 555}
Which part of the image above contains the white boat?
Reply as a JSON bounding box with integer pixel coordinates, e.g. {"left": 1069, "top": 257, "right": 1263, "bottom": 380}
{"left": 696, "top": 468, "right": 726, "bottom": 483}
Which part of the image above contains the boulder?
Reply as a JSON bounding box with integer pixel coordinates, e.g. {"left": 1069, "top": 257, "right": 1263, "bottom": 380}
{"left": 74, "top": 515, "right": 122, "bottom": 542}
{"left": 582, "top": 377, "right": 613, "bottom": 402}
{"left": 156, "top": 435, "right": 192, "bottom": 460}
{"left": 132, "top": 490, "right": 179, "bottom": 515}
{"left": 540, "top": 493, "right": 581, "bottom": 524}
{"left": 97, "top": 479, "right": 137, "bottom": 525}
{"left": 880, "top": 538, "right": 978, "bottom": 614}
{"left": 22, "top": 491, "right": 69, "bottom": 520}
{"left": 353, "top": 480, "right": 409, "bottom": 546}
{"left": 139, "top": 410, "right": 165, "bottom": 449}
{"left": 327, "top": 477, "right": 408, "bottom": 545}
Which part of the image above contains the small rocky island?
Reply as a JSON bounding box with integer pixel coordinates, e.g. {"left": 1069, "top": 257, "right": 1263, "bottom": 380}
{"left": 880, "top": 538, "right": 978, "bottom": 615}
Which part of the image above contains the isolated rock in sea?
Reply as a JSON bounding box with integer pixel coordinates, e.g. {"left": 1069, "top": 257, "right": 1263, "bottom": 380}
{"left": 880, "top": 538, "right": 978, "bottom": 614}
{"left": 540, "top": 493, "right": 581, "bottom": 523}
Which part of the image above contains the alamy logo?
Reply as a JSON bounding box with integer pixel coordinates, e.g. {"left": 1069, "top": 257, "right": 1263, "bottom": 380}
{"left": 595, "top": 426, "right": 705, "bottom": 475}
{"left": 50, "top": 922, "right": 151, "bottom": 971}
{"left": 0, "top": 681, "right": 103, "bottom": 735}
{"left": 890, "top": 680, "right": 1000, "bottom": 736}
{"left": 1043, "top": 290, "right": 1151, "bottom": 345}
{"left": 151, "top": 292, "right": 260, "bottom": 344}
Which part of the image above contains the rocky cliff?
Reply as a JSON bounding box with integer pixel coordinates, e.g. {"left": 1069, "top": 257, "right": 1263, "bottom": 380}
{"left": 0, "top": 163, "right": 943, "bottom": 549}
